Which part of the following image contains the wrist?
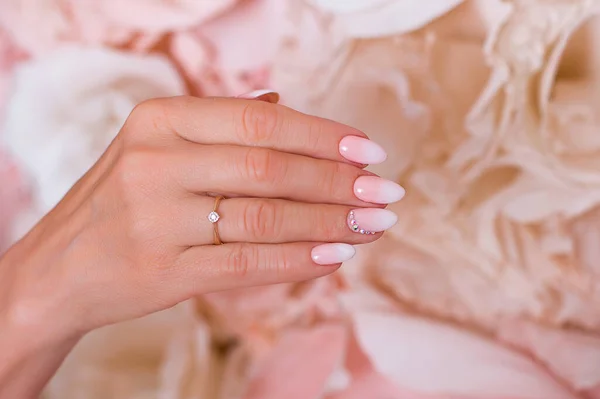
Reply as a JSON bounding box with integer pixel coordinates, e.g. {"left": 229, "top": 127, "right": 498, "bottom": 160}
{"left": 0, "top": 321, "right": 79, "bottom": 399}
{"left": 0, "top": 227, "right": 87, "bottom": 335}
{"left": 0, "top": 245, "right": 83, "bottom": 398}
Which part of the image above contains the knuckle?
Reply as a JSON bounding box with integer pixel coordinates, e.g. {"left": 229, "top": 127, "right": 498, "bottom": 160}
{"left": 238, "top": 101, "right": 282, "bottom": 144}
{"left": 270, "top": 248, "right": 293, "bottom": 274}
{"left": 130, "top": 98, "right": 162, "bottom": 118}
{"left": 242, "top": 147, "right": 285, "bottom": 185}
{"left": 223, "top": 243, "right": 258, "bottom": 278}
{"left": 224, "top": 244, "right": 291, "bottom": 277}
{"left": 318, "top": 208, "right": 340, "bottom": 241}
{"left": 127, "top": 98, "right": 163, "bottom": 124}
{"left": 243, "top": 200, "right": 280, "bottom": 239}
{"left": 123, "top": 98, "right": 172, "bottom": 139}
{"left": 305, "top": 118, "right": 326, "bottom": 151}
{"left": 318, "top": 161, "right": 345, "bottom": 201}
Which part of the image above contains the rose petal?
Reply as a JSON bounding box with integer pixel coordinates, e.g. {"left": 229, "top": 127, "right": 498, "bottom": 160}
{"left": 353, "top": 312, "right": 577, "bottom": 398}
{"left": 311, "top": 0, "right": 464, "bottom": 37}
{"left": 242, "top": 324, "right": 347, "bottom": 399}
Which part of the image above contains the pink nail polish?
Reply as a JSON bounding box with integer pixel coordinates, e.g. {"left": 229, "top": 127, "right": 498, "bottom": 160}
{"left": 311, "top": 243, "right": 356, "bottom": 265}
{"left": 347, "top": 209, "right": 398, "bottom": 234}
{"left": 354, "top": 176, "right": 405, "bottom": 204}
{"left": 237, "top": 89, "right": 280, "bottom": 104}
{"left": 339, "top": 136, "right": 387, "bottom": 164}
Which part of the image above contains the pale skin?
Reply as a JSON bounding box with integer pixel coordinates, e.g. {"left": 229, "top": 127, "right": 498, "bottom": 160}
{"left": 0, "top": 94, "right": 404, "bottom": 398}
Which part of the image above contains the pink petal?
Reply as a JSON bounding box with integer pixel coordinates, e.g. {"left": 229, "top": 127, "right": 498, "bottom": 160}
{"left": 312, "top": 0, "right": 464, "bottom": 37}
{"left": 242, "top": 324, "right": 347, "bottom": 399}
{"left": 353, "top": 312, "right": 579, "bottom": 399}
{"left": 199, "top": 0, "right": 285, "bottom": 72}
{"left": 326, "top": 371, "right": 523, "bottom": 399}
{"left": 583, "top": 385, "right": 600, "bottom": 399}
{"left": 94, "top": 0, "right": 238, "bottom": 32}
{"left": 170, "top": 32, "right": 211, "bottom": 85}
{"left": 498, "top": 320, "right": 600, "bottom": 391}
{"left": 0, "top": 150, "right": 30, "bottom": 252}
{"left": 334, "top": 321, "right": 527, "bottom": 399}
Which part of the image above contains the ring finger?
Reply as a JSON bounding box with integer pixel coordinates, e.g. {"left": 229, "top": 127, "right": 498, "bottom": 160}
{"left": 174, "top": 196, "right": 399, "bottom": 246}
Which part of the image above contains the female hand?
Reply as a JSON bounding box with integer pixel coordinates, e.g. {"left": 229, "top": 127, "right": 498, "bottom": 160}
{"left": 0, "top": 93, "right": 404, "bottom": 397}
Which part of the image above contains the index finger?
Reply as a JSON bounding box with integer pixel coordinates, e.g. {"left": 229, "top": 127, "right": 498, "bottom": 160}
{"left": 144, "top": 96, "right": 387, "bottom": 165}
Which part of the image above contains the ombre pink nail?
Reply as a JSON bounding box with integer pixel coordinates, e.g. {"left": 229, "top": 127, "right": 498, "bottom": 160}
{"left": 354, "top": 176, "right": 405, "bottom": 204}
{"left": 237, "top": 89, "right": 280, "bottom": 104}
{"left": 311, "top": 243, "right": 356, "bottom": 265}
{"left": 339, "top": 136, "right": 387, "bottom": 164}
{"left": 347, "top": 209, "right": 398, "bottom": 234}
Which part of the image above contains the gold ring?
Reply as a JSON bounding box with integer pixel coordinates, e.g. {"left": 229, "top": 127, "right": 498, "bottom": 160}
{"left": 207, "top": 196, "right": 224, "bottom": 245}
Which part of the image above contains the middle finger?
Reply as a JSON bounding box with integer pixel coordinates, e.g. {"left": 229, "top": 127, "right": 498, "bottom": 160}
{"left": 174, "top": 145, "right": 405, "bottom": 207}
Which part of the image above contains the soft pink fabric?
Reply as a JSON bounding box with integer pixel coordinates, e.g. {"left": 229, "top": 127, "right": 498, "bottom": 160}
{"left": 0, "top": 28, "right": 27, "bottom": 110}
{"left": 0, "top": 29, "right": 29, "bottom": 252}
{"left": 0, "top": 149, "right": 29, "bottom": 252}
{"left": 193, "top": 0, "right": 284, "bottom": 94}
{"left": 0, "top": 0, "right": 238, "bottom": 55}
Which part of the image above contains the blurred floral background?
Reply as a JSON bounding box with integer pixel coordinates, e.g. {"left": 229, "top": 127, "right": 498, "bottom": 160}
{"left": 2, "top": 0, "right": 600, "bottom": 398}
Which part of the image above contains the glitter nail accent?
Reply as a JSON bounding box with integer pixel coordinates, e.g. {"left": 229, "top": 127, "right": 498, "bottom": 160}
{"left": 348, "top": 211, "right": 373, "bottom": 235}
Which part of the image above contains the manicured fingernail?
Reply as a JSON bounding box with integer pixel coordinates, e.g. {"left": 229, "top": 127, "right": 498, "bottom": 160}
{"left": 354, "top": 176, "right": 405, "bottom": 204}
{"left": 311, "top": 243, "right": 356, "bottom": 265}
{"left": 237, "top": 89, "right": 280, "bottom": 103}
{"left": 339, "top": 136, "right": 387, "bottom": 164}
{"left": 347, "top": 209, "right": 398, "bottom": 234}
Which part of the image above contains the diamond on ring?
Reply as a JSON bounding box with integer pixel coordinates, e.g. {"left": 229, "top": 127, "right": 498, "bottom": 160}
{"left": 208, "top": 211, "right": 220, "bottom": 223}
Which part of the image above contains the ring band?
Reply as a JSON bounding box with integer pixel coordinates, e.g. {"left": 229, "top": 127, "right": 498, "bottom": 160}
{"left": 207, "top": 195, "right": 224, "bottom": 245}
